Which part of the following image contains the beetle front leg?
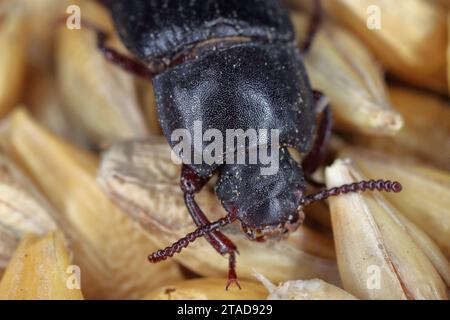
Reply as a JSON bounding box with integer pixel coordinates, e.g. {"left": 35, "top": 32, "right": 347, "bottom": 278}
{"left": 302, "top": 90, "right": 333, "bottom": 184}
{"left": 181, "top": 165, "right": 241, "bottom": 290}
{"left": 94, "top": 0, "right": 107, "bottom": 6}
{"left": 301, "top": 0, "right": 323, "bottom": 53}
{"left": 79, "top": 20, "right": 163, "bottom": 79}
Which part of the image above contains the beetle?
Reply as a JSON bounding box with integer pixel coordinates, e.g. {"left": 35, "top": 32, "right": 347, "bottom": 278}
{"left": 88, "top": 0, "right": 402, "bottom": 289}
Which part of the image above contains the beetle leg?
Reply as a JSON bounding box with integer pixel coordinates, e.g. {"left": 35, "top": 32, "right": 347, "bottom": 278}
{"left": 180, "top": 165, "right": 241, "bottom": 289}
{"left": 301, "top": 0, "right": 323, "bottom": 53}
{"left": 302, "top": 90, "right": 333, "bottom": 185}
{"left": 79, "top": 20, "right": 162, "bottom": 79}
{"left": 94, "top": 0, "right": 107, "bottom": 6}
{"left": 148, "top": 212, "right": 238, "bottom": 261}
{"left": 184, "top": 193, "right": 239, "bottom": 256}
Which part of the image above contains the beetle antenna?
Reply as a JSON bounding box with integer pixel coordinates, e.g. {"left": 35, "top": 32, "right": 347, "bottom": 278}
{"left": 148, "top": 213, "right": 237, "bottom": 263}
{"left": 301, "top": 179, "right": 402, "bottom": 206}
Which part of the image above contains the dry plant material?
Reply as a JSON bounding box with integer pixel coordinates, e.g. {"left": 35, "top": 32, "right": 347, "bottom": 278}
{"left": 25, "top": 67, "right": 87, "bottom": 146}
{"left": 0, "top": 154, "right": 56, "bottom": 270}
{"left": 0, "top": 109, "right": 183, "bottom": 299}
{"left": 255, "top": 274, "right": 357, "bottom": 300}
{"left": 0, "top": 1, "right": 27, "bottom": 118}
{"left": 0, "top": 231, "right": 83, "bottom": 300}
{"left": 440, "top": 0, "right": 450, "bottom": 9}
{"left": 291, "top": 12, "right": 402, "bottom": 135}
{"left": 448, "top": 12, "right": 450, "bottom": 93}
{"left": 341, "top": 148, "right": 450, "bottom": 259}
{"left": 136, "top": 79, "right": 162, "bottom": 135}
{"left": 267, "top": 279, "right": 357, "bottom": 300}
{"left": 97, "top": 138, "right": 339, "bottom": 285}
{"left": 56, "top": 0, "right": 149, "bottom": 146}
{"left": 323, "top": 0, "right": 448, "bottom": 93}
{"left": 304, "top": 200, "right": 332, "bottom": 231}
{"left": 393, "top": 213, "right": 450, "bottom": 288}
{"left": 144, "top": 278, "right": 267, "bottom": 300}
{"left": 325, "top": 159, "right": 447, "bottom": 300}
{"left": 20, "top": 0, "right": 70, "bottom": 68}
{"left": 343, "top": 86, "right": 450, "bottom": 171}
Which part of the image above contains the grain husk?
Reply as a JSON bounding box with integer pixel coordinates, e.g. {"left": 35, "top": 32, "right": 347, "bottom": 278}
{"left": 0, "top": 154, "right": 56, "bottom": 270}
{"left": 0, "top": 109, "right": 183, "bottom": 299}
{"left": 255, "top": 274, "right": 357, "bottom": 300}
{"left": 0, "top": 1, "right": 27, "bottom": 118}
{"left": 291, "top": 12, "right": 402, "bottom": 135}
{"left": 340, "top": 148, "right": 450, "bottom": 259}
{"left": 322, "top": 0, "right": 448, "bottom": 93}
{"left": 56, "top": 0, "right": 149, "bottom": 146}
{"left": 325, "top": 159, "right": 447, "bottom": 300}
{"left": 343, "top": 86, "right": 450, "bottom": 171}
{"left": 0, "top": 231, "right": 84, "bottom": 300}
{"left": 144, "top": 278, "right": 267, "bottom": 300}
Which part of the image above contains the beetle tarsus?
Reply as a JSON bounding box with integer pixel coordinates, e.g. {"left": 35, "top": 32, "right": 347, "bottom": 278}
{"left": 302, "top": 90, "right": 333, "bottom": 181}
{"left": 226, "top": 251, "right": 241, "bottom": 290}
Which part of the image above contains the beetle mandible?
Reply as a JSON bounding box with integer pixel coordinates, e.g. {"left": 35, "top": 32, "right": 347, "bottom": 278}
{"left": 88, "top": 0, "right": 402, "bottom": 289}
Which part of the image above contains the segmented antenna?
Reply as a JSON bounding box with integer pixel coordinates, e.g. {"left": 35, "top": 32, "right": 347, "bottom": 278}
{"left": 148, "top": 213, "right": 237, "bottom": 263}
{"left": 149, "top": 179, "right": 402, "bottom": 263}
{"left": 302, "top": 179, "right": 402, "bottom": 206}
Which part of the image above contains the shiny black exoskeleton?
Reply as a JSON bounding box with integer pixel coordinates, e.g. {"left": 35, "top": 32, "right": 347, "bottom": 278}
{"left": 92, "top": 0, "right": 402, "bottom": 288}
{"left": 102, "top": 0, "right": 315, "bottom": 234}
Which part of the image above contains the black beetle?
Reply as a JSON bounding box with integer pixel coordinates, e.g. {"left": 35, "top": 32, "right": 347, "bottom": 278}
{"left": 88, "top": 0, "right": 402, "bottom": 288}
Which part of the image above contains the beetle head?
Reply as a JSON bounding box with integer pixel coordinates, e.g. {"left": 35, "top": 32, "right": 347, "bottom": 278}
{"left": 239, "top": 187, "right": 305, "bottom": 242}
{"left": 216, "top": 147, "right": 306, "bottom": 242}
